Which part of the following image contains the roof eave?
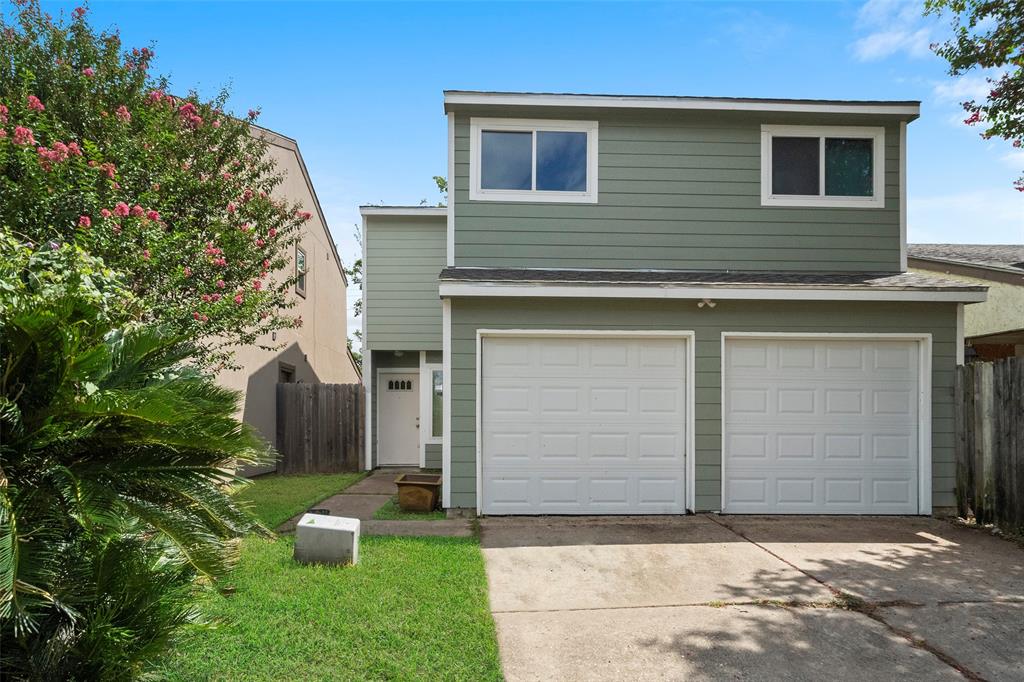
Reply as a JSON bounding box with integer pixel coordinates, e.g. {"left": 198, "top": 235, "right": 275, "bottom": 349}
{"left": 443, "top": 91, "right": 921, "bottom": 119}
{"left": 437, "top": 280, "right": 986, "bottom": 303}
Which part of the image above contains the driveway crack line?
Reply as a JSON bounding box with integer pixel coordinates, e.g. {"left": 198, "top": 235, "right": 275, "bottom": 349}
{"left": 703, "top": 515, "right": 986, "bottom": 682}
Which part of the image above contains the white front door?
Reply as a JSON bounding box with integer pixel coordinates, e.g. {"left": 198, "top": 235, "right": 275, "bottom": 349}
{"left": 722, "top": 337, "right": 922, "bottom": 514}
{"left": 378, "top": 372, "right": 419, "bottom": 466}
{"left": 480, "top": 335, "right": 689, "bottom": 515}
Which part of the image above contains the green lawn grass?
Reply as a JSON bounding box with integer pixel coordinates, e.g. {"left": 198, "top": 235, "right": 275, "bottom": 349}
{"left": 236, "top": 472, "right": 366, "bottom": 528}
{"left": 373, "top": 496, "right": 448, "bottom": 521}
{"left": 156, "top": 473, "right": 502, "bottom": 681}
{"left": 158, "top": 536, "right": 502, "bottom": 681}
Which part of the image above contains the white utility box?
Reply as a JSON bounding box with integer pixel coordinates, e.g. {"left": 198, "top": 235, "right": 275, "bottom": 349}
{"left": 293, "top": 514, "right": 359, "bottom": 566}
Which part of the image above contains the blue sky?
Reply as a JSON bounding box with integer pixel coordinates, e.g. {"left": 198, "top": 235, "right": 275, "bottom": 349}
{"left": 36, "top": 0, "right": 1024, "bottom": 334}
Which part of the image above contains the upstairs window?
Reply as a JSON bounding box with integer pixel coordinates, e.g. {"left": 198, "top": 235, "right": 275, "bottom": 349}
{"left": 470, "top": 118, "right": 598, "bottom": 203}
{"left": 760, "top": 125, "right": 885, "bottom": 208}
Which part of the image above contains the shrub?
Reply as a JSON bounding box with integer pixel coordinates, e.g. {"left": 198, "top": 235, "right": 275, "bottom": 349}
{"left": 0, "top": 236, "right": 272, "bottom": 678}
{"left": 0, "top": 1, "right": 311, "bottom": 367}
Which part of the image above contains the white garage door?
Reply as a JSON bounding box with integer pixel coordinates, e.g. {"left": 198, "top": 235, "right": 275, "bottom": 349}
{"left": 481, "top": 335, "right": 689, "bottom": 514}
{"left": 723, "top": 337, "right": 922, "bottom": 514}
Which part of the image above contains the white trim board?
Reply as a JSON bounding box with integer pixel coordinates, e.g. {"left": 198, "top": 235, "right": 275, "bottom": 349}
{"left": 900, "top": 121, "right": 908, "bottom": 271}
{"left": 446, "top": 112, "right": 455, "bottom": 266}
{"left": 441, "top": 298, "right": 453, "bottom": 508}
{"left": 444, "top": 92, "right": 921, "bottom": 117}
{"left": 759, "top": 125, "right": 885, "bottom": 209}
{"left": 473, "top": 329, "right": 697, "bottom": 514}
{"left": 359, "top": 207, "right": 447, "bottom": 217}
{"left": 363, "top": 349, "right": 373, "bottom": 471}
{"left": 438, "top": 282, "right": 987, "bottom": 303}
{"left": 719, "top": 332, "right": 933, "bottom": 515}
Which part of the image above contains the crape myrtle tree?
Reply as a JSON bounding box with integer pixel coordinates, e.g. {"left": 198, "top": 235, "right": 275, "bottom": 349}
{"left": 0, "top": 0, "right": 313, "bottom": 367}
{"left": 926, "top": 0, "right": 1024, "bottom": 191}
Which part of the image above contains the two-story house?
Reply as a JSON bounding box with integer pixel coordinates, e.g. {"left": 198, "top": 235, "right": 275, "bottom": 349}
{"left": 362, "top": 91, "right": 986, "bottom": 516}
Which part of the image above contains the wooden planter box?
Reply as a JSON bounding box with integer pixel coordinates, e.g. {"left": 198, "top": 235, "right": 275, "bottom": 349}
{"left": 395, "top": 473, "right": 442, "bottom": 512}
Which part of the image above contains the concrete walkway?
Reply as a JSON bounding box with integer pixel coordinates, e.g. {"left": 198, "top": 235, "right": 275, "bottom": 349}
{"left": 480, "top": 515, "right": 1024, "bottom": 681}
{"left": 278, "top": 469, "right": 473, "bottom": 537}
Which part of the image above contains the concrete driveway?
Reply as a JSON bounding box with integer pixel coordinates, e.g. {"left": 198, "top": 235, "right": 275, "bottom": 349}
{"left": 479, "top": 515, "right": 1024, "bottom": 681}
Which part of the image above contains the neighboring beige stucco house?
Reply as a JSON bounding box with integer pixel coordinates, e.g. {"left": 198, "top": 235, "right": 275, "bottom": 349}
{"left": 218, "top": 126, "right": 361, "bottom": 473}
{"left": 909, "top": 244, "right": 1024, "bottom": 360}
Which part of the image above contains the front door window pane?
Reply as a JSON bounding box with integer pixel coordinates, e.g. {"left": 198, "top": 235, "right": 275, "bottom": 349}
{"left": 536, "top": 131, "right": 587, "bottom": 191}
{"left": 481, "top": 131, "right": 532, "bottom": 190}
{"left": 771, "top": 137, "right": 820, "bottom": 196}
{"left": 825, "top": 138, "right": 873, "bottom": 197}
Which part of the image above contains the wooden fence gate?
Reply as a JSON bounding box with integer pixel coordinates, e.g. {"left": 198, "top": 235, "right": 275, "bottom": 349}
{"left": 276, "top": 383, "right": 364, "bottom": 474}
{"left": 955, "top": 358, "right": 1024, "bottom": 531}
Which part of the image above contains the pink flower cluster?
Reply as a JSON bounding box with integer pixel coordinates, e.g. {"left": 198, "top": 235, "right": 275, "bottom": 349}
{"left": 0, "top": 104, "right": 8, "bottom": 124}
{"left": 82, "top": 66, "right": 95, "bottom": 77}
{"left": 964, "top": 110, "right": 982, "bottom": 126}
{"left": 115, "top": 105, "right": 131, "bottom": 123}
{"left": 297, "top": 210, "right": 312, "bottom": 221}
{"left": 204, "top": 241, "right": 228, "bottom": 266}
{"left": 13, "top": 126, "right": 35, "bottom": 146}
{"left": 27, "top": 95, "right": 44, "bottom": 112}
{"left": 178, "top": 102, "right": 203, "bottom": 129}
{"left": 36, "top": 140, "right": 82, "bottom": 170}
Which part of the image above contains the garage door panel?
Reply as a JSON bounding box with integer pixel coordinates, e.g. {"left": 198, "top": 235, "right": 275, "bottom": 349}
{"left": 482, "top": 336, "right": 688, "bottom": 515}
{"left": 726, "top": 470, "right": 918, "bottom": 513}
{"left": 484, "top": 470, "right": 687, "bottom": 514}
{"left": 723, "top": 338, "right": 921, "bottom": 515}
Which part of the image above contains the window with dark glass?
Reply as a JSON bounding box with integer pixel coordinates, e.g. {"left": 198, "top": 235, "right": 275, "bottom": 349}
{"left": 772, "top": 137, "right": 819, "bottom": 196}
{"left": 481, "top": 131, "right": 532, "bottom": 190}
{"left": 824, "top": 138, "right": 873, "bottom": 197}
{"left": 771, "top": 135, "right": 875, "bottom": 198}
{"left": 536, "top": 131, "right": 587, "bottom": 191}
{"left": 480, "top": 128, "right": 589, "bottom": 193}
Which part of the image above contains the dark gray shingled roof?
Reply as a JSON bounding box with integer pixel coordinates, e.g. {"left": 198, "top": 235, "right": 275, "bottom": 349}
{"left": 908, "top": 244, "right": 1024, "bottom": 274}
{"left": 439, "top": 268, "right": 985, "bottom": 291}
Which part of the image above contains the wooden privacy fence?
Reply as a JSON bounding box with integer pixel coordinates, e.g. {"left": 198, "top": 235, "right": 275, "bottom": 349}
{"left": 276, "top": 383, "right": 364, "bottom": 474}
{"left": 955, "top": 358, "right": 1024, "bottom": 531}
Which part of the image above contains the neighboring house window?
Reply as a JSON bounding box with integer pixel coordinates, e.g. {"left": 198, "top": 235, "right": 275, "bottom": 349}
{"left": 760, "top": 125, "right": 885, "bottom": 208}
{"left": 470, "top": 118, "right": 599, "bottom": 203}
{"left": 295, "top": 246, "right": 307, "bottom": 297}
{"left": 278, "top": 363, "right": 295, "bottom": 383}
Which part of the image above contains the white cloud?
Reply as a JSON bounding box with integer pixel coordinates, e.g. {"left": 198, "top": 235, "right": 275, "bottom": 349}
{"left": 909, "top": 189, "right": 1024, "bottom": 244}
{"left": 932, "top": 73, "right": 996, "bottom": 104}
{"left": 851, "top": 0, "right": 936, "bottom": 62}
{"left": 852, "top": 28, "right": 932, "bottom": 61}
{"left": 1001, "top": 150, "right": 1024, "bottom": 170}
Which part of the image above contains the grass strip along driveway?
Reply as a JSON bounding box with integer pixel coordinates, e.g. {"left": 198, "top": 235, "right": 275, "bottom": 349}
{"left": 158, "top": 474, "right": 502, "bottom": 681}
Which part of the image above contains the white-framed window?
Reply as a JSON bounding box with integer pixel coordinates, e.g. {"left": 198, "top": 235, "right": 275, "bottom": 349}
{"left": 469, "top": 118, "right": 599, "bottom": 203}
{"left": 760, "top": 125, "right": 885, "bottom": 208}
{"left": 420, "top": 363, "right": 442, "bottom": 444}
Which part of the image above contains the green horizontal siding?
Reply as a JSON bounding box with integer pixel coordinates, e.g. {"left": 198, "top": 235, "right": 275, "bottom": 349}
{"left": 364, "top": 214, "right": 446, "bottom": 350}
{"left": 452, "top": 109, "right": 904, "bottom": 271}
{"left": 448, "top": 298, "right": 957, "bottom": 512}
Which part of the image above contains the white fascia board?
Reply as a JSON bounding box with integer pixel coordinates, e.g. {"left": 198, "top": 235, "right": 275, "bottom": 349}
{"left": 359, "top": 207, "right": 448, "bottom": 217}
{"left": 437, "top": 282, "right": 988, "bottom": 303}
{"left": 444, "top": 92, "right": 921, "bottom": 117}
